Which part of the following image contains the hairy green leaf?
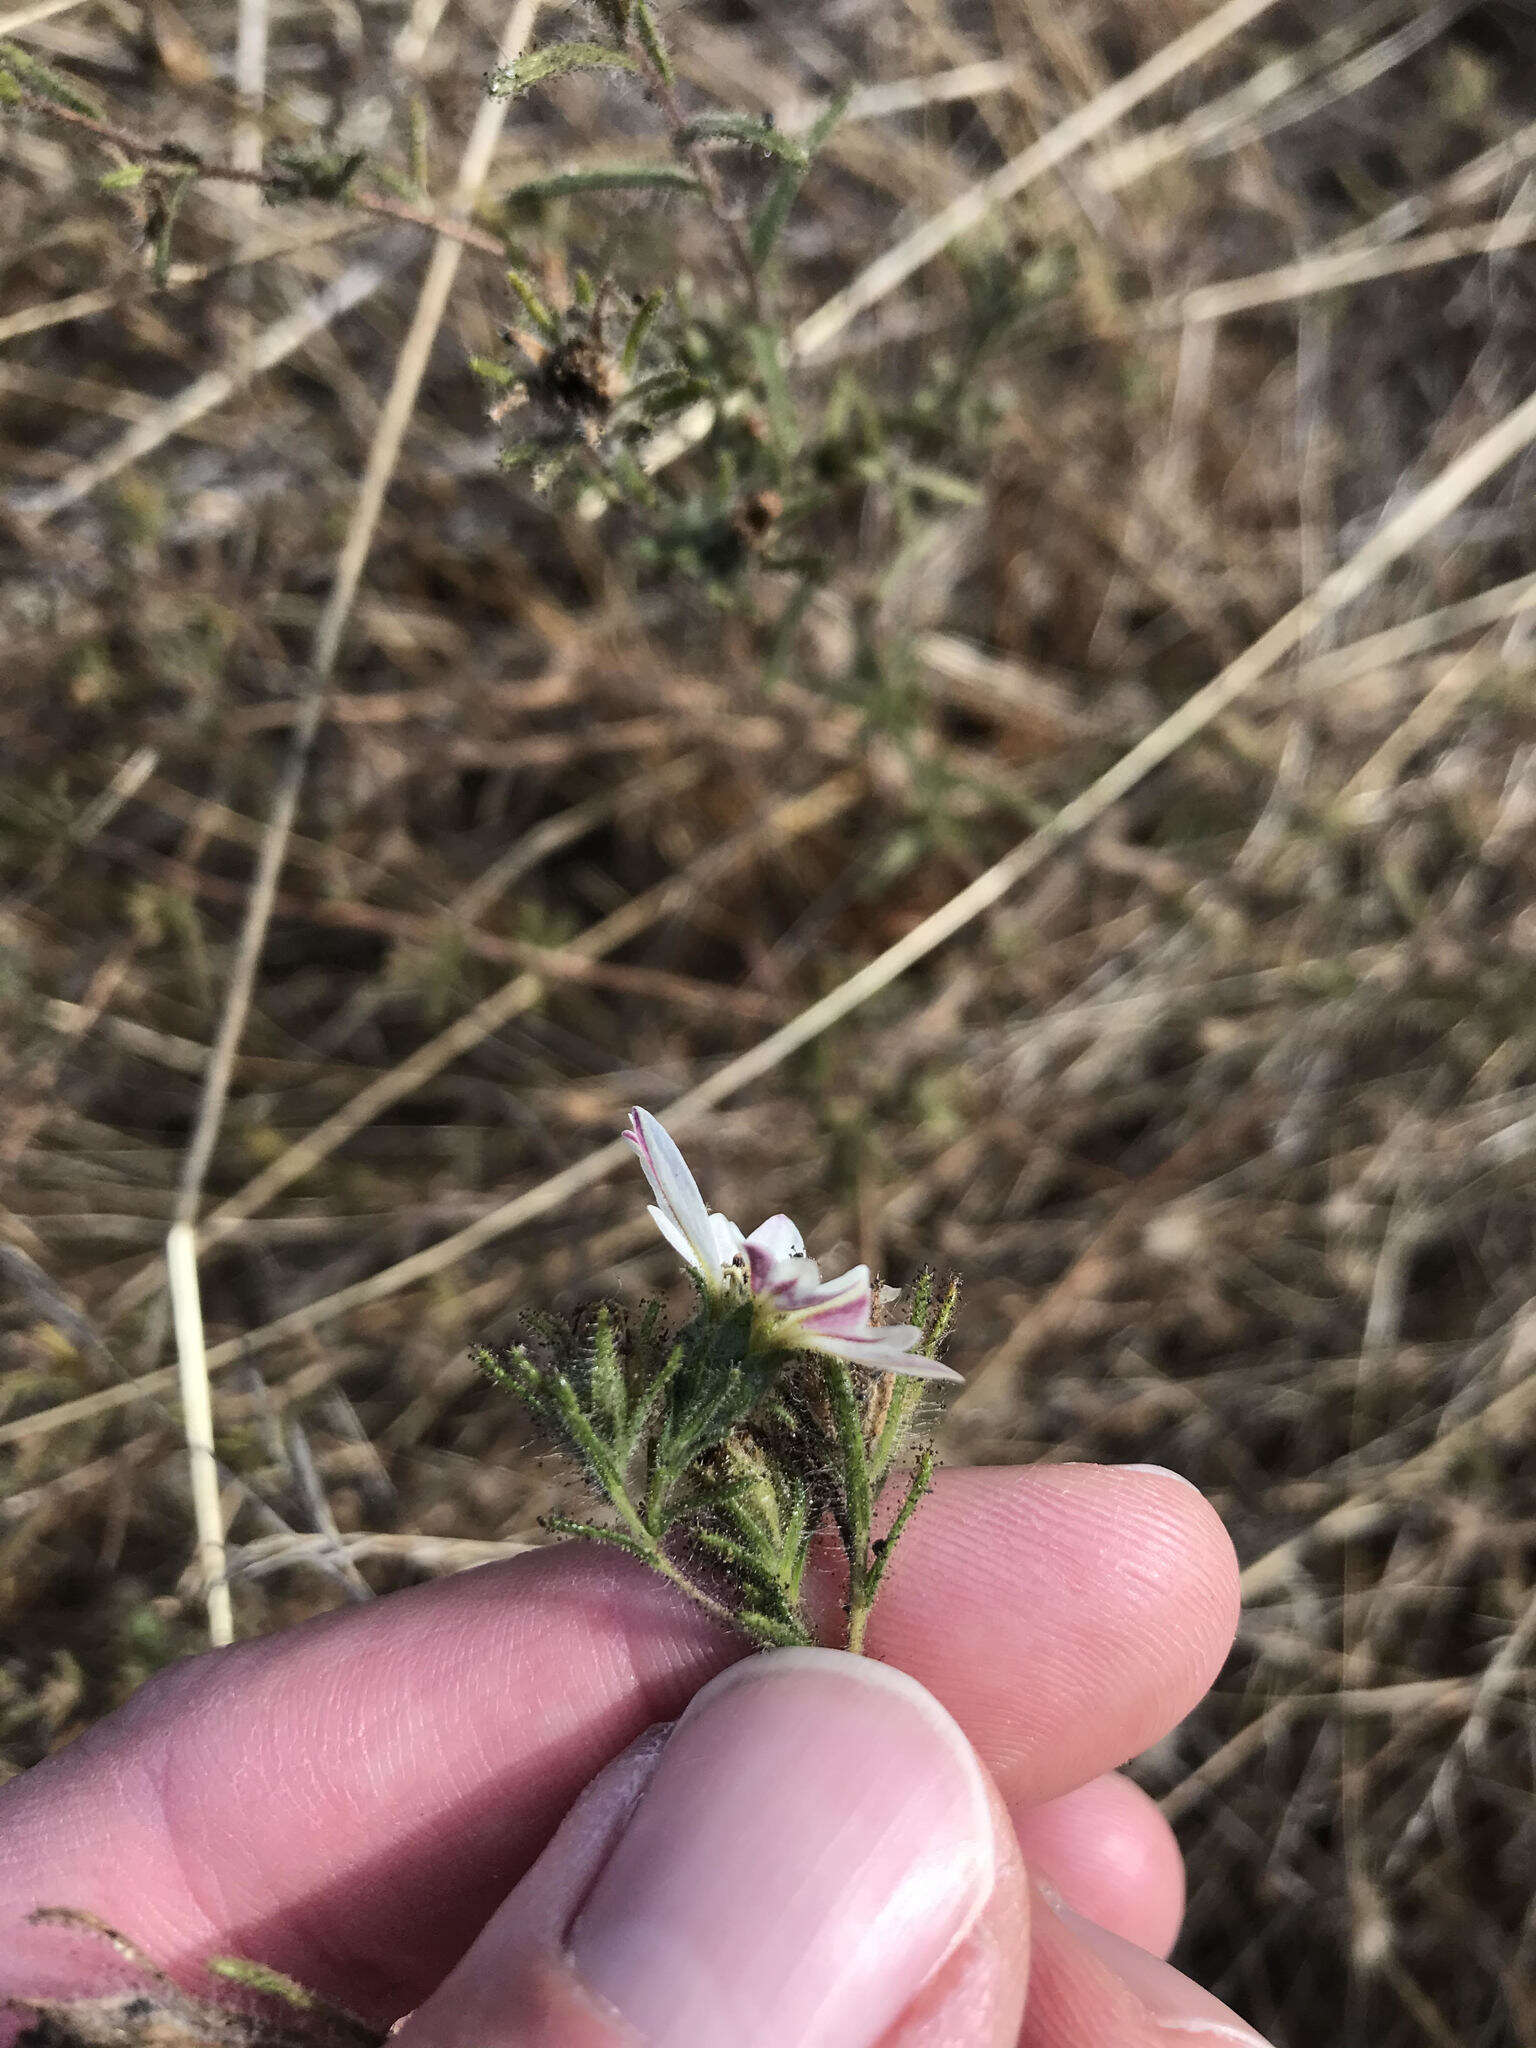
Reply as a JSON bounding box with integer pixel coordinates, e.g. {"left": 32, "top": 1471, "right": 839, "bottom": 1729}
{"left": 502, "top": 164, "right": 701, "bottom": 205}
{"left": 749, "top": 87, "right": 849, "bottom": 269}
{"left": 0, "top": 39, "right": 103, "bottom": 117}
{"left": 676, "top": 111, "right": 807, "bottom": 165}
{"left": 631, "top": 0, "right": 673, "bottom": 85}
{"left": 488, "top": 40, "right": 637, "bottom": 97}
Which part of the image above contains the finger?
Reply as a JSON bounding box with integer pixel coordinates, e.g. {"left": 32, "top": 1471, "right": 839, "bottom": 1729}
{"left": 864, "top": 1466, "right": 1237, "bottom": 1797}
{"left": 393, "top": 1651, "right": 1030, "bottom": 2048}
{"left": 0, "top": 1465, "right": 1235, "bottom": 2018}
{"left": 1020, "top": 1891, "right": 1274, "bottom": 2048}
{"left": 1010, "top": 1774, "right": 1184, "bottom": 1958}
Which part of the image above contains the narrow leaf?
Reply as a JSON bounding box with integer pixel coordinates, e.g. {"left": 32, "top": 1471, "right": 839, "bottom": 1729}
{"left": 867, "top": 1447, "right": 935, "bottom": 1597}
{"left": 543, "top": 1513, "right": 651, "bottom": 1561}
{"left": 504, "top": 265, "right": 562, "bottom": 342}
{"left": 738, "top": 1609, "right": 811, "bottom": 1647}
{"left": 488, "top": 41, "right": 637, "bottom": 97}
{"left": 0, "top": 39, "right": 103, "bottom": 117}
{"left": 676, "top": 112, "right": 807, "bottom": 165}
{"left": 632, "top": 0, "right": 673, "bottom": 84}
{"left": 502, "top": 164, "right": 701, "bottom": 205}
{"left": 621, "top": 288, "right": 664, "bottom": 373}
{"left": 749, "top": 87, "right": 849, "bottom": 269}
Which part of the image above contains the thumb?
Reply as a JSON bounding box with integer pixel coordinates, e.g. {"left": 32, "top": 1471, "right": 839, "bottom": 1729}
{"left": 393, "top": 1646, "right": 1028, "bottom": 2048}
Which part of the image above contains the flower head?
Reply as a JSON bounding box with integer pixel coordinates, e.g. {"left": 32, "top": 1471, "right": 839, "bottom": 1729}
{"left": 624, "top": 1107, "right": 960, "bottom": 1382}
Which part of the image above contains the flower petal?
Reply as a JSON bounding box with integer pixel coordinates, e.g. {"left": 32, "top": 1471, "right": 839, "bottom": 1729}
{"left": 710, "top": 1213, "right": 746, "bottom": 1267}
{"left": 808, "top": 1327, "right": 962, "bottom": 1381}
{"left": 745, "top": 1213, "right": 805, "bottom": 1263}
{"left": 626, "top": 1107, "right": 719, "bottom": 1276}
{"left": 647, "top": 1204, "right": 706, "bottom": 1272}
{"left": 778, "top": 1261, "right": 876, "bottom": 1339}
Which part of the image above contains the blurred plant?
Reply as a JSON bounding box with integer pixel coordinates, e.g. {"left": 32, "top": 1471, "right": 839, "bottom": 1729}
{"left": 12, "top": 1910, "right": 385, "bottom": 2048}
{"left": 0, "top": 40, "right": 477, "bottom": 284}
{"left": 471, "top": 2, "right": 855, "bottom": 579}
{"left": 476, "top": 1109, "right": 960, "bottom": 1651}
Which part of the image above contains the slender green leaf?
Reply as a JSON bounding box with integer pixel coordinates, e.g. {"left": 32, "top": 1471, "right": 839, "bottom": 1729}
{"left": 488, "top": 41, "right": 637, "bottom": 98}
{"left": 676, "top": 112, "right": 807, "bottom": 165}
{"left": 738, "top": 1609, "right": 812, "bottom": 1647}
{"left": 206, "top": 1960, "right": 320, "bottom": 2009}
{"left": 542, "top": 1513, "right": 651, "bottom": 1562}
{"left": 746, "top": 324, "right": 796, "bottom": 454}
{"left": 502, "top": 164, "right": 701, "bottom": 205}
{"left": 632, "top": 0, "right": 673, "bottom": 84}
{"left": 749, "top": 86, "right": 849, "bottom": 269}
{"left": 0, "top": 40, "right": 102, "bottom": 117}
{"left": 621, "top": 288, "right": 664, "bottom": 373}
{"left": 867, "top": 1447, "right": 935, "bottom": 1598}
{"left": 503, "top": 266, "right": 562, "bottom": 342}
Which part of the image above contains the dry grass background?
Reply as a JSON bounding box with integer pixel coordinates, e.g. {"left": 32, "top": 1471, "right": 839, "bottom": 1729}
{"left": 4, "top": 0, "right": 1536, "bottom": 2040}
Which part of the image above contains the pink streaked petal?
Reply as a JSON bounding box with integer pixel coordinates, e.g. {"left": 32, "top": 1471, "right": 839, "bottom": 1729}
{"left": 807, "top": 1327, "right": 962, "bottom": 1382}
{"left": 756, "top": 1252, "right": 824, "bottom": 1309}
{"left": 626, "top": 1108, "right": 717, "bottom": 1275}
{"left": 781, "top": 1262, "right": 874, "bottom": 1338}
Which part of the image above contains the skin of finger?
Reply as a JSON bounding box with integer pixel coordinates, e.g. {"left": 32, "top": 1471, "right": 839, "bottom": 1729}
{"left": 394, "top": 1735, "right": 1030, "bottom": 2048}
{"left": 872, "top": 1771, "right": 1030, "bottom": 2048}
{"left": 0, "top": 1467, "right": 1235, "bottom": 2017}
{"left": 1010, "top": 1774, "right": 1185, "bottom": 1958}
{"left": 1018, "top": 1891, "right": 1268, "bottom": 2048}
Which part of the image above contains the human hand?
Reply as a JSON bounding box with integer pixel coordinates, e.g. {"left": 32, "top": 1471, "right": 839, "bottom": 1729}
{"left": 0, "top": 1465, "right": 1271, "bottom": 2047}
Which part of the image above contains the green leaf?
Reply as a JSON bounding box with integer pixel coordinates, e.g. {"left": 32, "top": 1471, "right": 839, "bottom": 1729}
{"left": 147, "top": 167, "right": 196, "bottom": 287}
{"left": 542, "top": 1513, "right": 651, "bottom": 1562}
{"left": 675, "top": 111, "right": 808, "bottom": 165}
{"left": 632, "top": 0, "right": 673, "bottom": 84}
{"left": 503, "top": 265, "right": 562, "bottom": 342}
{"left": 586, "top": 1305, "right": 627, "bottom": 1439}
{"left": 488, "top": 40, "right": 638, "bottom": 97}
{"left": 0, "top": 39, "right": 103, "bottom": 117}
{"left": 746, "top": 324, "right": 796, "bottom": 455}
{"left": 868, "top": 1373, "right": 923, "bottom": 1488}
{"left": 266, "top": 147, "right": 366, "bottom": 204}
{"left": 99, "top": 162, "right": 147, "bottom": 192}
{"left": 738, "top": 1609, "right": 812, "bottom": 1648}
{"left": 867, "top": 1446, "right": 935, "bottom": 1597}
{"left": 687, "top": 1525, "right": 782, "bottom": 1590}
{"left": 925, "top": 1276, "right": 960, "bottom": 1354}
{"left": 613, "top": 367, "right": 711, "bottom": 419}
{"left": 749, "top": 86, "right": 849, "bottom": 269}
{"left": 468, "top": 352, "right": 519, "bottom": 389}
{"left": 621, "top": 287, "right": 664, "bottom": 373}
{"left": 206, "top": 1959, "right": 319, "bottom": 2009}
{"left": 502, "top": 164, "right": 701, "bottom": 205}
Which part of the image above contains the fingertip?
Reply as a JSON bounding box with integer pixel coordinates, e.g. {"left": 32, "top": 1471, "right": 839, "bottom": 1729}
{"left": 398, "top": 1650, "right": 1030, "bottom": 2048}
{"left": 866, "top": 1463, "right": 1241, "bottom": 1796}
{"left": 1013, "top": 1773, "right": 1185, "bottom": 1958}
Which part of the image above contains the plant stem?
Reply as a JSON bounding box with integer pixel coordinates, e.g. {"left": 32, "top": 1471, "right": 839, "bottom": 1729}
{"left": 824, "top": 1360, "right": 873, "bottom": 1652}
{"left": 626, "top": 39, "right": 764, "bottom": 319}
{"left": 2, "top": 83, "right": 504, "bottom": 255}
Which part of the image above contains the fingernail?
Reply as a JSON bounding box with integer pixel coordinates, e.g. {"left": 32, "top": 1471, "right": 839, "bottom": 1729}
{"left": 1119, "top": 1463, "right": 1205, "bottom": 1495}
{"left": 1049, "top": 1899, "right": 1274, "bottom": 2044}
{"left": 570, "top": 1647, "right": 996, "bottom": 2048}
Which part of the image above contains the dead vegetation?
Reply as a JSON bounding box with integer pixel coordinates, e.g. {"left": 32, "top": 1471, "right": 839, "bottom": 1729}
{"left": 4, "top": 0, "right": 1536, "bottom": 2041}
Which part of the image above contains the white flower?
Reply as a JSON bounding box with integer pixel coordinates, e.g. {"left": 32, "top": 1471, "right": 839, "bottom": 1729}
{"left": 623, "top": 1107, "right": 960, "bottom": 1382}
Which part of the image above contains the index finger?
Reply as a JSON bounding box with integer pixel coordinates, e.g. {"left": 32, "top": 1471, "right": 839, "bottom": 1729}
{"left": 0, "top": 1465, "right": 1236, "bottom": 2021}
